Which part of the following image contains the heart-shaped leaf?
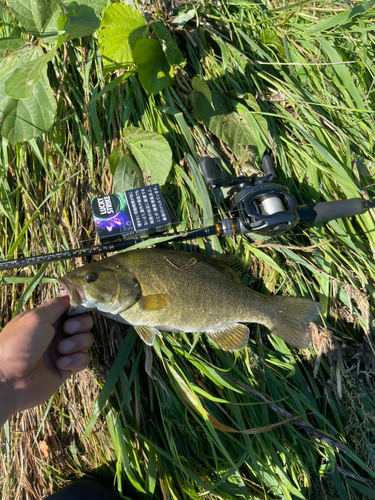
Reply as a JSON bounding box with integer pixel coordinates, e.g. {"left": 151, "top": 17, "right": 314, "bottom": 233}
{"left": 7, "top": 0, "right": 60, "bottom": 38}
{"left": 150, "top": 21, "right": 185, "bottom": 68}
{"left": 261, "top": 29, "right": 286, "bottom": 59}
{"left": 172, "top": 9, "right": 195, "bottom": 28}
{"left": 195, "top": 93, "right": 260, "bottom": 160}
{"left": 221, "top": 110, "right": 258, "bottom": 159}
{"left": 110, "top": 142, "right": 145, "bottom": 192}
{"left": 132, "top": 38, "right": 174, "bottom": 95}
{"left": 194, "top": 92, "right": 232, "bottom": 138}
{"left": 98, "top": 3, "right": 148, "bottom": 74}
{"left": 192, "top": 76, "right": 213, "bottom": 107}
{"left": 0, "top": 39, "right": 30, "bottom": 58}
{"left": 123, "top": 127, "right": 173, "bottom": 185}
{"left": 0, "top": 44, "right": 56, "bottom": 144}
{"left": 73, "top": 0, "right": 106, "bottom": 13}
{"left": 113, "top": 155, "right": 145, "bottom": 192}
{"left": 64, "top": 2, "right": 100, "bottom": 41}
{"left": 5, "top": 47, "right": 56, "bottom": 99}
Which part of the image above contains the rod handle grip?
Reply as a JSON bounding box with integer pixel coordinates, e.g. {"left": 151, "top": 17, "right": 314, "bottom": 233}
{"left": 299, "top": 198, "right": 363, "bottom": 224}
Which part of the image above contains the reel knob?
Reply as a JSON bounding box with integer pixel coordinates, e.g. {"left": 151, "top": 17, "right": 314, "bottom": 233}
{"left": 199, "top": 157, "right": 219, "bottom": 187}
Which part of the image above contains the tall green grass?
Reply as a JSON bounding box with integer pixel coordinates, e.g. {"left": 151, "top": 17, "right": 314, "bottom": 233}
{"left": 1, "top": 1, "right": 375, "bottom": 499}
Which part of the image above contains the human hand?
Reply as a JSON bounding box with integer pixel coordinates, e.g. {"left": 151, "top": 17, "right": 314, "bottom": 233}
{"left": 0, "top": 296, "right": 94, "bottom": 423}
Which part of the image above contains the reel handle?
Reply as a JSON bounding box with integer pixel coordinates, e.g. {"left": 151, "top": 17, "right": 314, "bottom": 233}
{"left": 298, "top": 198, "right": 364, "bottom": 224}
{"left": 261, "top": 155, "right": 277, "bottom": 180}
{"left": 199, "top": 157, "right": 219, "bottom": 187}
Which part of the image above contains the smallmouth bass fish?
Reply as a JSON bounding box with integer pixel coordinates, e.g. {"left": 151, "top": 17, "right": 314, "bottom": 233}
{"left": 58, "top": 249, "right": 322, "bottom": 351}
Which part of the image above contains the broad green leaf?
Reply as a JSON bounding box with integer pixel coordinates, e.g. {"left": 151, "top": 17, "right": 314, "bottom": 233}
{"left": 123, "top": 127, "right": 173, "bottom": 185}
{"left": 242, "top": 93, "right": 261, "bottom": 112}
{"left": 57, "top": 11, "right": 69, "bottom": 48}
{"left": 195, "top": 93, "right": 258, "bottom": 159}
{"left": 261, "top": 29, "right": 286, "bottom": 59}
{"left": 237, "top": 95, "right": 268, "bottom": 142}
{"left": 352, "top": 152, "right": 375, "bottom": 177}
{"left": 346, "top": 479, "right": 375, "bottom": 499}
{"left": 98, "top": 3, "right": 148, "bottom": 74}
{"left": 7, "top": 0, "right": 60, "bottom": 38}
{"left": 0, "top": 46, "right": 56, "bottom": 144}
{"left": 0, "top": 39, "right": 30, "bottom": 58}
{"left": 172, "top": 8, "right": 195, "bottom": 27}
{"left": 150, "top": 21, "right": 186, "bottom": 68}
{"left": 109, "top": 141, "right": 126, "bottom": 175}
{"left": 227, "top": 44, "right": 248, "bottom": 72}
{"left": 5, "top": 47, "right": 56, "bottom": 99}
{"left": 192, "top": 76, "right": 213, "bottom": 107}
{"left": 72, "top": 0, "right": 107, "bottom": 13}
{"left": 132, "top": 38, "right": 174, "bottom": 94}
{"left": 110, "top": 143, "right": 145, "bottom": 192}
{"left": 113, "top": 156, "right": 144, "bottom": 192}
{"left": 223, "top": 110, "right": 261, "bottom": 160}
{"left": 194, "top": 92, "right": 232, "bottom": 139}
{"left": 64, "top": 3, "right": 100, "bottom": 41}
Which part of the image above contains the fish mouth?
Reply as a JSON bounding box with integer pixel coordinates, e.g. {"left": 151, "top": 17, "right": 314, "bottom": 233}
{"left": 58, "top": 277, "right": 88, "bottom": 315}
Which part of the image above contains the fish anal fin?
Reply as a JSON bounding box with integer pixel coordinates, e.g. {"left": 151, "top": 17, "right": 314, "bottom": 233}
{"left": 138, "top": 294, "right": 170, "bottom": 311}
{"left": 206, "top": 323, "right": 249, "bottom": 352}
{"left": 134, "top": 325, "right": 162, "bottom": 346}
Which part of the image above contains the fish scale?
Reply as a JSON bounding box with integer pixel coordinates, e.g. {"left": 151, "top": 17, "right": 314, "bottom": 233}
{"left": 117, "top": 251, "right": 267, "bottom": 331}
{"left": 58, "top": 248, "right": 322, "bottom": 351}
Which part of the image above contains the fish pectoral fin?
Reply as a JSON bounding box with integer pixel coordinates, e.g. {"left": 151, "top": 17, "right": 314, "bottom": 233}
{"left": 138, "top": 294, "right": 171, "bottom": 311}
{"left": 206, "top": 324, "right": 249, "bottom": 351}
{"left": 134, "top": 325, "right": 162, "bottom": 346}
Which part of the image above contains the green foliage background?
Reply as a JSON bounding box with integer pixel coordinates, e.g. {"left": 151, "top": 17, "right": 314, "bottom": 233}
{"left": 1, "top": 1, "right": 375, "bottom": 499}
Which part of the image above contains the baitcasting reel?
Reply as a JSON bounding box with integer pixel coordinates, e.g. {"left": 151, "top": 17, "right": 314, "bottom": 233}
{"left": 0, "top": 155, "right": 374, "bottom": 270}
{"left": 199, "top": 155, "right": 373, "bottom": 237}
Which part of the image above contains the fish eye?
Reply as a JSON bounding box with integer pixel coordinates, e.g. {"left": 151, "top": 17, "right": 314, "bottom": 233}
{"left": 85, "top": 272, "right": 99, "bottom": 284}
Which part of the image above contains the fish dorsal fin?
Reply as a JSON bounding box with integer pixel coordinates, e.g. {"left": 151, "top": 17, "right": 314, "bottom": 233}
{"left": 134, "top": 326, "right": 162, "bottom": 346}
{"left": 206, "top": 323, "right": 249, "bottom": 351}
{"left": 210, "top": 255, "right": 249, "bottom": 280}
{"left": 138, "top": 294, "right": 170, "bottom": 311}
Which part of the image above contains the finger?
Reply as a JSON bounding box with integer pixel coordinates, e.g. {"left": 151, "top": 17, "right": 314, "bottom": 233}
{"left": 29, "top": 296, "right": 71, "bottom": 325}
{"left": 58, "top": 332, "right": 94, "bottom": 354}
{"left": 56, "top": 352, "right": 91, "bottom": 372}
{"left": 63, "top": 314, "right": 93, "bottom": 335}
{"left": 8, "top": 297, "right": 71, "bottom": 363}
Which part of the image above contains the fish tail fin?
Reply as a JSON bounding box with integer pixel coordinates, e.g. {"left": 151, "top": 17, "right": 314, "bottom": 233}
{"left": 267, "top": 296, "right": 322, "bottom": 349}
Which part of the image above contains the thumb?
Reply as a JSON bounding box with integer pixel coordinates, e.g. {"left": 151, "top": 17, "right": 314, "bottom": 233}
{"left": 0, "top": 296, "right": 71, "bottom": 381}
{"left": 31, "top": 296, "right": 71, "bottom": 325}
{"left": 21, "top": 296, "right": 71, "bottom": 357}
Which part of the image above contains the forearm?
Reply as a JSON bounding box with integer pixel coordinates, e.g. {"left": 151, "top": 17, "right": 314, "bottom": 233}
{"left": 0, "top": 298, "right": 93, "bottom": 427}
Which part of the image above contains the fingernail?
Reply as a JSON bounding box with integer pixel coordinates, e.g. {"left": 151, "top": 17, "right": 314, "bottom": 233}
{"left": 58, "top": 357, "right": 71, "bottom": 368}
{"left": 60, "top": 340, "right": 76, "bottom": 353}
{"left": 65, "top": 319, "right": 80, "bottom": 334}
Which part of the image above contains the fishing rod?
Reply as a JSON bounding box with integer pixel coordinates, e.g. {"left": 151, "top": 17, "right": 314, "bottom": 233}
{"left": 0, "top": 155, "right": 374, "bottom": 271}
